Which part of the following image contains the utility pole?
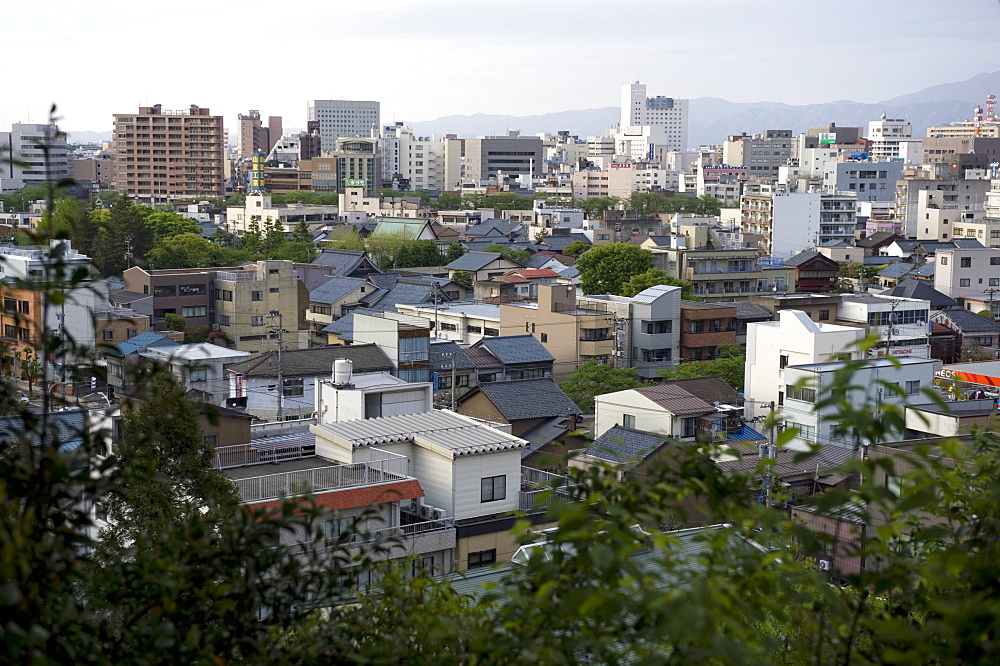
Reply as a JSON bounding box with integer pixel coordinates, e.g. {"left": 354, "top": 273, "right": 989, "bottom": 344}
{"left": 268, "top": 311, "right": 284, "bottom": 422}
{"left": 985, "top": 287, "right": 999, "bottom": 318}
{"left": 450, "top": 351, "right": 457, "bottom": 412}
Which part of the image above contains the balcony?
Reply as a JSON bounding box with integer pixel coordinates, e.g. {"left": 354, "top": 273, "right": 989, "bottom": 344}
{"left": 519, "top": 467, "right": 575, "bottom": 512}
{"left": 312, "top": 516, "right": 456, "bottom": 556}
{"left": 218, "top": 446, "right": 409, "bottom": 504}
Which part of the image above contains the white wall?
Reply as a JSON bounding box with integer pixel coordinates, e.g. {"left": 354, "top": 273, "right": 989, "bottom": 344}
{"left": 594, "top": 390, "right": 674, "bottom": 438}
{"left": 451, "top": 450, "right": 521, "bottom": 520}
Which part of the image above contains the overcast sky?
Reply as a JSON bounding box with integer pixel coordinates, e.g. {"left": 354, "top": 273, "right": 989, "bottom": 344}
{"left": 3, "top": 0, "right": 998, "bottom": 133}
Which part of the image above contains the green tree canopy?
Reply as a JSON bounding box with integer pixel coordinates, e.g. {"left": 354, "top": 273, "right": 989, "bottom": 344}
{"left": 575, "top": 243, "right": 655, "bottom": 295}
{"left": 92, "top": 194, "right": 155, "bottom": 276}
{"left": 484, "top": 242, "right": 529, "bottom": 265}
{"left": 620, "top": 268, "right": 697, "bottom": 300}
{"left": 147, "top": 233, "right": 227, "bottom": 269}
{"left": 436, "top": 192, "right": 463, "bottom": 210}
{"left": 559, "top": 359, "right": 648, "bottom": 412}
{"left": 560, "top": 240, "right": 591, "bottom": 258}
{"left": 658, "top": 342, "right": 746, "bottom": 390}
{"left": 145, "top": 210, "right": 202, "bottom": 242}
{"left": 444, "top": 242, "right": 466, "bottom": 264}
{"left": 324, "top": 227, "right": 366, "bottom": 251}
{"left": 396, "top": 239, "right": 444, "bottom": 268}
{"left": 578, "top": 196, "right": 620, "bottom": 219}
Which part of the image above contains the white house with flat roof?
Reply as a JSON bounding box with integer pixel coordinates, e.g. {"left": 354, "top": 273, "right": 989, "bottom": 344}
{"left": 744, "top": 310, "right": 865, "bottom": 420}
{"left": 781, "top": 356, "right": 938, "bottom": 449}
{"left": 837, "top": 294, "right": 932, "bottom": 359}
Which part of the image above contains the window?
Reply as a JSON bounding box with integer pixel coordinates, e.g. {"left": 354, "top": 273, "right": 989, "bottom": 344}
{"left": 438, "top": 374, "right": 452, "bottom": 389}
{"left": 786, "top": 385, "right": 817, "bottom": 402}
{"left": 219, "top": 289, "right": 233, "bottom": 301}
{"left": 540, "top": 333, "right": 548, "bottom": 342}
{"left": 219, "top": 315, "right": 231, "bottom": 326}
{"left": 466, "top": 325, "right": 482, "bottom": 334}
{"left": 324, "top": 517, "right": 350, "bottom": 542}
{"left": 681, "top": 417, "right": 696, "bottom": 438}
{"left": 268, "top": 268, "right": 280, "bottom": 275}
{"left": 109, "top": 363, "right": 123, "bottom": 378}
{"left": 182, "top": 306, "right": 206, "bottom": 318}
{"left": 960, "top": 257, "right": 972, "bottom": 268}
{"left": 189, "top": 367, "right": 208, "bottom": 382}
{"left": 126, "top": 328, "right": 137, "bottom": 338}
{"left": 103, "top": 330, "right": 115, "bottom": 341}
{"left": 439, "top": 322, "right": 457, "bottom": 332}
{"left": 457, "top": 374, "right": 470, "bottom": 387}
{"left": 992, "top": 257, "right": 1000, "bottom": 265}
{"left": 941, "top": 256, "right": 948, "bottom": 265}
{"left": 282, "top": 378, "right": 304, "bottom": 397}
{"left": 960, "top": 278, "right": 971, "bottom": 287}
{"left": 622, "top": 414, "right": 636, "bottom": 429}
{"left": 643, "top": 320, "right": 672, "bottom": 334}
{"left": 906, "top": 380, "right": 921, "bottom": 395}
{"left": 819, "top": 309, "right": 830, "bottom": 321}
{"left": 251, "top": 291, "right": 263, "bottom": 301}
{"left": 179, "top": 284, "right": 205, "bottom": 296}
{"left": 580, "top": 328, "right": 610, "bottom": 341}
{"left": 468, "top": 549, "right": 497, "bottom": 569}
{"left": 251, "top": 316, "right": 264, "bottom": 326}
{"left": 152, "top": 285, "right": 176, "bottom": 297}
{"left": 269, "top": 287, "right": 280, "bottom": 293}
{"left": 481, "top": 475, "right": 506, "bottom": 502}
{"left": 484, "top": 327, "right": 499, "bottom": 336}
{"left": 779, "top": 354, "right": 789, "bottom": 369}
{"left": 991, "top": 278, "right": 1000, "bottom": 287}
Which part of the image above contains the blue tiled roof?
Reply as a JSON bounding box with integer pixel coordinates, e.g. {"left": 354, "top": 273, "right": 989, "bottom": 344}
{"left": 586, "top": 425, "right": 670, "bottom": 464}
{"left": 113, "top": 332, "right": 179, "bottom": 356}
{"left": 478, "top": 334, "right": 555, "bottom": 365}
{"left": 539, "top": 233, "right": 590, "bottom": 252}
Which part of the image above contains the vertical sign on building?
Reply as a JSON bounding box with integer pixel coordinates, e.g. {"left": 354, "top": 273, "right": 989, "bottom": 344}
{"left": 250, "top": 152, "right": 266, "bottom": 192}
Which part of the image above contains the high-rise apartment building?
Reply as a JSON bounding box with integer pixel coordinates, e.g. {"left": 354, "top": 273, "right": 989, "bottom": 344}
{"left": 867, "top": 114, "right": 913, "bottom": 162}
{"left": 382, "top": 122, "right": 461, "bottom": 191}
{"left": 0, "top": 123, "right": 70, "bottom": 194}
{"left": 722, "top": 130, "right": 793, "bottom": 178}
{"left": 111, "top": 104, "right": 224, "bottom": 205}
{"left": 236, "top": 110, "right": 282, "bottom": 159}
{"left": 306, "top": 100, "right": 380, "bottom": 153}
{"left": 620, "top": 81, "right": 689, "bottom": 152}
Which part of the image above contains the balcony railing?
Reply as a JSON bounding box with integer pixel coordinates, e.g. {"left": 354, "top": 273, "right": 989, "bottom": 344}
{"left": 310, "top": 517, "right": 456, "bottom": 555}
{"left": 520, "top": 467, "right": 575, "bottom": 512}
{"left": 230, "top": 451, "right": 410, "bottom": 504}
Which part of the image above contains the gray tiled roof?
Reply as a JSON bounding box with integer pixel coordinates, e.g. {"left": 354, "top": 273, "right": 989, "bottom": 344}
{"left": 445, "top": 252, "right": 505, "bottom": 272}
{"left": 320, "top": 308, "right": 382, "bottom": 340}
{"left": 586, "top": 425, "right": 670, "bottom": 464}
{"left": 935, "top": 309, "right": 1000, "bottom": 333}
{"left": 477, "top": 334, "right": 555, "bottom": 365}
{"left": 912, "top": 263, "right": 935, "bottom": 278}
{"left": 735, "top": 301, "right": 773, "bottom": 320}
{"left": 308, "top": 276, "right": 370, "bottom": 304}
{"left": 884, "top": 280, "right": 956, "bottom": 308}
{"left": 369, "top": 278, "right": 442, "bottom": 312}
{"left": 429, "top": 340, "right": 477, "bottom": 371}
{"left": 0, "top": 409, "right": 88, "bottom": 450}
{"left": 878, "top": 262, "right": 915, "bottom": 279}
{"left": 783, "top": 250, "right": 831, "bottom": 267}
{"left": 523, "top": 254, "right": 562, "bottom": 269}
{"left": 311, "top": 249, "right": 381, "bottom": 275}
{"left": 226, "top": 344, "right": 393, "bottom": 378}
{"left": 466, "top": 218, "right": 527, "bottom": 238}
{"left": 715, "top": 445, "right": 855, "bottom": 479}
{"left": 463, "top": 378, "right": 581, "bottom": 420}
{"left": 539, "top": 233, "right": 590, "bottom": 252}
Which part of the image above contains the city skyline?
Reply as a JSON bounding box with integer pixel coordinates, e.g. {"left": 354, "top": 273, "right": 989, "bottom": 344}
{"left": 4, "top": 0, "right": 999, "bottom": 133}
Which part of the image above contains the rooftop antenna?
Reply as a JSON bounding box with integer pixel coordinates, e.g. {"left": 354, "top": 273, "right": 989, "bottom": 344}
{"left": 986, "top": 94, "right": 997, "bottom": 123}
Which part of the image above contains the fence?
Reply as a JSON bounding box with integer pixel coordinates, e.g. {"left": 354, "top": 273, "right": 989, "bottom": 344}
{"left": 311, "top": 517, "right": 455, "bottom": 555}
{"left": 234, "top": 451, "right": 410, "bottom": 503}
{"left": 519, "top": 466, "right": 575, "bottom": 512}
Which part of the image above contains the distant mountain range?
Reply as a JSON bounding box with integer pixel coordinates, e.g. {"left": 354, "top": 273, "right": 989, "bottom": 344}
{"left": 408, "top": 71, "right": 1000, "bottom": 147}
{"left": 66, "top": 71, "right": 1000, "bottom": 147}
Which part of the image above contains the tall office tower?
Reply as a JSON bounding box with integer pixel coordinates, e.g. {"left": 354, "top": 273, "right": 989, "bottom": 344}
{"left": 237, "top": 110, "right": 283, "bottom": 159}
{"left": 112, "top": 104, "right": 224, "bottom": 205}
{"left": 620, "top": 81, "right": 689, "bottom": 152}
{"left": 0, "top": 123, "right": 70, "bottom": 194}
{"left": 306, "top": 100, "right": 380, "bottom": 153}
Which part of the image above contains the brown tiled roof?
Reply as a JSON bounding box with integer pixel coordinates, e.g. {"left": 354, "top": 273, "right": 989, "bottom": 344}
{"left": 464, "top": 346, "right": 501, "bottom": 369}
{"left": 226, "top": 343, "right": 393, "bottom": 378}
{"left": 634, "top": 384, "right": 714, "bottom": 416}
{"left": 662, "top": 377, "right": 743, "bottom": 405}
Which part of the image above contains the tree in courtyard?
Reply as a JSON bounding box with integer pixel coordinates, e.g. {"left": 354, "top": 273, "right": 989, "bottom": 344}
{"left": 163, "top": 313, "right": 187, "bottom": 332}
{"left": 436, "top": 192, "right": 462, "bottom": 210}
{"left": 578, "top": 196, "right": 620, "bottom": 220}
{"left": 484, "top": 242, "right": 529, "bottom": 265}
{"left": 559, "top": 359, "right": 648, "bottom": 412}
{"left": 619, "top": 268, "right": 697, "bottom": 300}
{"left": 324, "top": 227, "right": 366, "bottom": 252}
{"left": 145, "top": 210, "right": 201, "bottom": 242}
{"left": 291, "top": 220, "right": 313, "bottom": 244}
{"left": 658, "top": 342, "right": 746, "bottom": 391}
{"left": 561, "top": 240, "right": 591, "bottom": 258}
{"left": 451, "top": 271, "right": 474, "bottom": 293}
{"left": 443, "top": 242, "right": 465, "bottom": 264}
{"left": 396, "top": 239, "right": 445, "bottom": 268}
{"left": 93, "top": 194, "right": 154, "bottom": 275}
{"left": 575, "top": 243, "right": 654, "bottom": 295}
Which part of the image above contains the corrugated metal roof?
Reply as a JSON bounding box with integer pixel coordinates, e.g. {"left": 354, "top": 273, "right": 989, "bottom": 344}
{"left": 113, "top": 331, "right": 179, "bottom": 356}
{"left": 631, "top": 284, "right": 681, "bottom": 304}
{"left": 715, "top": 445, "right": 855, "bottom": 478}
{"left": 318, "top": 410, "right": 527, "bottom": 456}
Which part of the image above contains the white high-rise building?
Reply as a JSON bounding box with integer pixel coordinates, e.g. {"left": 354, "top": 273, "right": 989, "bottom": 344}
{"left": 307, "top": 100, "right": 380, "bottom": 153}
{"left": 0, "top": 123, "right": 70, "bottom": 194}
{"left": 381, "top": 123, "right": 461, "bottom": 191}
{"left": 619, "top": 81, "right": 689, "bottom": 152}
{"left": 867, "top": 114, "right": 912, "bottom": 162}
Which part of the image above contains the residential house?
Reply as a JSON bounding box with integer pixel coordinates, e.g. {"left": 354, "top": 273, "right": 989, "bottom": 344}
{"left": 578, "top": 285, "right": 682, "bottom": 379}
{"left": 594, "top": 377, "right": 745, "bottom": 442}
{"left": 456, "top": 378, "right": 582, "bottom": 443}
{"left": 474, "top": 268, "right": 562, "bottom": 304}
{"left": 749, "top": 293, "right": 843, "bottom": 324}
{"left": 679, "top": 301, "right": 738, "bottom": 362}
{"left": 304, "top": 248, "right": 383, "bottom": 281}
{"left": 816, "top": 240, "right": 864, "bottom": 265}
{"left": 856, "top": 231, "right": 902, "bottom": 256}
{"left": 883, "top": 280, "right": 957, "bottom": 310}
{"left": 931, "top": 310, "right": 1000, "bottom": 359}
{"left": 372, "top": 217, "right": 438, "bottom": 241}
{"left": 131, "top": 343, "right": 251, "bottom": 404}
{"left": 465, "top": 218, "right": 529, "bottom": 243}
{"left": 305, "top": 276, "right": 375, "bottom": 343}
{"left": 500, "top": 284, "right": 616, "bottom": 380}
{"left": 225, "top": 343, "right": 394, "bottom": 422}
{"left": 744, "top": 310, "right": 865, "bottom": 420}
{"left": 310, "top": 408, "right": 536, "bottom": 570}
{"left": 444, "top": 252, "right": 523, "bottom": 283}
{"left": 429, "top": 340, "right": 478, "bottom": 400}
{"left": 122, "top": 265, "right": 218, "bottom": 331}
{"left": 783, "top": 251, "right": 840, "bottom": 292}
{"left": 903, "top": 398, "right": 1000, "bottom": 439}
{"left": 537, "top": 233, "right": 590, "bottom": 254}
{"left": 734, "top": 301, "right": 773, "bottom": 345}
{"left": 780, "top": 356, "right": 938, "bottom": 449}
{"left": 468, "top": 334, "right": 555, "bottom": 382}
{"left": 104, "top": 332, "right": 183, "bottom": 396}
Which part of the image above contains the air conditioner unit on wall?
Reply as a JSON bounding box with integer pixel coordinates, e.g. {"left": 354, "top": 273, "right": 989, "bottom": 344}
{"left": 419, "top": 505, "right": 431, "bottom": 519}
{"left": 818, "top": 559, "right": 832, "bottom": 571}
{"left": 430, "top": 508, "right": 445, "bottom": 521}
